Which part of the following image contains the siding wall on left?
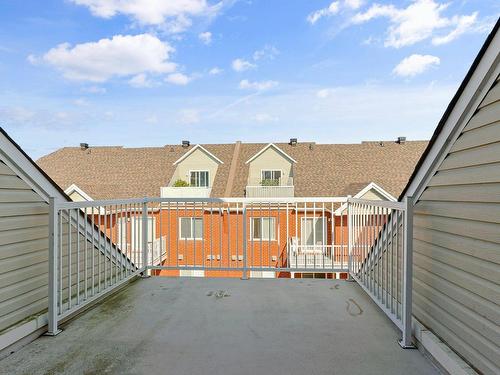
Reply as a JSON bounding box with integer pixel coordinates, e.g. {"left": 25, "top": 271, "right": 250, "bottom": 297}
{"left": 0, "top": 159, "right": 50, "bottom": 333}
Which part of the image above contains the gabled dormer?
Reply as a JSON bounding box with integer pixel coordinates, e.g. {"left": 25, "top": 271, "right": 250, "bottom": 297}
{"left": 162, "top": 144, "right": 223, "bottom": 197}
{"left": 245, "top": 143, "right": 296, "bottom": 197}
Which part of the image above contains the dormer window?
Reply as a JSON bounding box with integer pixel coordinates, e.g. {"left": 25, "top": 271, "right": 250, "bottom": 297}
{"left": 261, "top": 170, "right": 281, "bottom": 186}
{"left": 190, "top": 170, "right": 209, "bottom": 187}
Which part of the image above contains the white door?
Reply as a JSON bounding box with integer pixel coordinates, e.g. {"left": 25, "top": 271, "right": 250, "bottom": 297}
{"left": 301, "top": 217, "right": 326, "bottom": 246}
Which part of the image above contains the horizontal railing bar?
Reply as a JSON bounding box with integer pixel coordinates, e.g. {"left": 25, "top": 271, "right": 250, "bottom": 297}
{"left": 148, "top": 265, "right": 349, "bottom": 273}
{"left": 56, "top": 196, "right": 348, "bottom": 209}
{"left": 348, "top": 198, "right": 405, "bottom": 210}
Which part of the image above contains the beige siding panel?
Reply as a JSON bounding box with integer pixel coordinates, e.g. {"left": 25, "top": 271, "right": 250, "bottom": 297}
{"left": 0, "top": 162, "right": 16, "bottom": 176}
{"left": 0, "top": 238, "right": 48, "bottom": 260}
{"left": 0, "top": 274, "right": 46, "bottom": 305}
{"left": 420, "top": 183, "right": 500, "bottom": 203}
{"left": 414, "top": 225, "right": 499, "bottom": 264}
{"left": 413, "top": 252, "right": 500, "bottom": 307}
{"left": 414, "top": 214, "right": 500, "bottom": 244}
{"left": 414, "top": 278, "right": 500, "bottom": 348}
{"left": 413, "top": 296, "right": 500, "bottom": 375}
{"left": 0, "top": 225, "right": 47, "bottom": 247}
{"left": 0, "top": 214, "right": 48, "bottom": 231}
{"left": 0, "top": 263, "right": 47, "bottom": 290}
{"left": 0, "top": 189, "right": 43, "bottom": 203}
{"left": 0, "top": 202, "right": 48, "bottom": 217}
{"left": 414, "top": 265, "right": 500, "bottom": 326}
{"left": 451, "top": 121, "right": 500, "bottom": 152}
{"left": 478, "top": 81, "right": 500, "bottom": 109}
{"left": 439, "top": 141, "right": 500, "bottom": 170}
{"left": 413, "top": 64, "right": 500, "bottom": 374}
{"left": 0, "top": 298, "right": 48, "bottom": 335}
{"left": 0, "top": 175, "right": 32, "bottom": 190}
{"left": 428, "top": 162, "right": 500, "bottom": 186}
{"left": 414, "top": 239, "right": 500, "bottom": 283}
{"left": 0, "top": 249, "right": 47, "bottom": 274}
{"left": 415, "top": 201, "right": 500, "bottom": 224}
{"left": 465, "top": 100, "right": 500, "bottom": 131}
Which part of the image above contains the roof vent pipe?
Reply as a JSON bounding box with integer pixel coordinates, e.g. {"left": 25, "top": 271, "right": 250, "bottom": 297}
{"left": 396, "top": 136, "right": 406, "bottom": 144}
{"left": 80, "top": 143, "right": 89, "bottom": 150}
{"left": 182, "top": 140, "right": 190, "bottom": 148}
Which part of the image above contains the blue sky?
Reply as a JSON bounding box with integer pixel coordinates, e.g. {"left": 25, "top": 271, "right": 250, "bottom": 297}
{"left": 0, "top": 0, "right": 498, "bottom": 158}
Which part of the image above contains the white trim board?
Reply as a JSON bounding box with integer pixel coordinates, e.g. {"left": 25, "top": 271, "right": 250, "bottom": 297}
{"left": 173, "top": 144, "right": 224, "bottom": 165}
{"left": 64, "top": 183, "right": 94, "bottom": 201}
{"left": 335, "top": 182, "right": 396, "bottom": 215}
{"left": 246, "top": 143, "right": 297, "bottom": 164}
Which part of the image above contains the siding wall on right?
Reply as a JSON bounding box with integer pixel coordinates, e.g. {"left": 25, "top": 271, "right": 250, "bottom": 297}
{"left": 413, "top": 75, "right": 500, "bottom": 375}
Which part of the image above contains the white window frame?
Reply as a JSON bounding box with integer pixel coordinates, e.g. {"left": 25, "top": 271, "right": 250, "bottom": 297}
{"left": 179, "top": 217, "right": 204, "bottom": 240}
{"left": 117, "top": 216, "right": 156, "bottom": 248}
{"left": 260, "top": 169, "right": 282, "bottom": 183}
{"left": 189, "top": 170, "right": 210, "bottom": 188}
{"left": 250, "top": 217, "right": 276, "bottom": 241}
{"left": 301, "top": 217, "right": 326, "bottom": 246}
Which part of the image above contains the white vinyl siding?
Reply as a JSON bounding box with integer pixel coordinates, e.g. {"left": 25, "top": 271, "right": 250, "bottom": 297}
{"left": 413, "top": 75, "right": 500, "bottom": 375}
{"left": 0, "top": 160, "right": 50, "bottom": 333}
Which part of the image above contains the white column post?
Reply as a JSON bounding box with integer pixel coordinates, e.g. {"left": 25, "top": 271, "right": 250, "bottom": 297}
{"left": 46, "top": 197, "right": 61, "bottom": 336}
{"left": 241, "top": 203, "right": 248, "bottom": 280}
{"left": 399, "top": 195, "right": 415, "bottom": 348}
{"left": 347, "top": 195, "right": 353, "bottom": 280}
{"left": 141, "top": 198, "right": 150, "bottom": 276}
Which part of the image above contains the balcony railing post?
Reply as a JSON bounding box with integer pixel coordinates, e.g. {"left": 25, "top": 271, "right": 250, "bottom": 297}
{"left": 241, "top": 203, "right": 248, "bottom": 280}
{"left": 399, "top": 195, "right": 415, "bottom": 348}
{"left": 347, "top": 195, "right": 353, "bottom": 280}
{"left": 141, "top": 198, "right": 150, "bottom": 276}
{"left": 46, "top": 197, "right": 61, "bottom": 336}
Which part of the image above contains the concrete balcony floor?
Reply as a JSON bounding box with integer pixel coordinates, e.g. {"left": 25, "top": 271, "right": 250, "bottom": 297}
{"left": 1, "top": 278, "right": 438, "bottom": 375}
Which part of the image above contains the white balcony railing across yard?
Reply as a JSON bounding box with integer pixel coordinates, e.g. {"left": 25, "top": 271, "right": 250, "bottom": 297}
{"left": 47, "top": 195, "right": 413, "bottom": 349}
{"left": 161, "top": 186, "right": 212, "bottom": 198}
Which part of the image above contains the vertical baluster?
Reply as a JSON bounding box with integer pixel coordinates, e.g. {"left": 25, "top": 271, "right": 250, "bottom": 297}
{"left": 76, "top": 209, "right": 80, "bottom": 305}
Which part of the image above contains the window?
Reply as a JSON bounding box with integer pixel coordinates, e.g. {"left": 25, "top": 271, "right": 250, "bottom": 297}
{"left": 190, "top": 171, "right": 209, "bottom": 187}
{"left": 250, "top": 217, "right": 276, "bottom": 240}
{"left": 301, "top": 217, "right": 326, "bottom": 246}
{"left": 261, "top": 170, "right": 281, "bottom": 186}
{"left": 179, "top": 217, "right": 203, "bottom": 239}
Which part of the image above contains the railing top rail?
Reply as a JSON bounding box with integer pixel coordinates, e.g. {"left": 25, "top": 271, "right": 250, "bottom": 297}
{"left": 347, "top": 197, "right": 405, "bottom": 210}
{"left": 54, "top": 196, "right": 348, "bottom": 209}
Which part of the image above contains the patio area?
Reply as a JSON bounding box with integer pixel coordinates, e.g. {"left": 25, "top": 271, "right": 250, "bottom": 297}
{"left": 1, "top": 277, "right": 438, "bottom": 375}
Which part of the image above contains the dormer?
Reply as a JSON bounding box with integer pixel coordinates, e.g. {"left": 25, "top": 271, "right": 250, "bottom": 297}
{"left": 162, "top": 144, "right": 223, "bottom": 197}
{"left": 245, "top": 143, "right": 296, "bottom": 197}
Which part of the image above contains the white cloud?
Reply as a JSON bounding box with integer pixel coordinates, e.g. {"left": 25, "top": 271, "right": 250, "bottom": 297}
{"left": 40, "top": 34, "right": 176, "bottom": 82}
{"left": 253, "top": 113, "right": 278, "bottom": 123}
{"left": 73, "top": 98, "right": 89, "bottom": 106}
{"left": 178, "top": 108, "right": 200, "bottom": 124}
{"left": 165, "top": 72, "right": 192, "bottom": 85}
{"left": 344, "top": 0, "right": 363, "bottom": 10}
{"left": 82, "top": 85, "right": 106, "bottom": 94}
{"left": 432, "top": 12, "right": 477, "bottom": 45}
{"left": 239, "top": 79, "right": 278, "bottom": 91}
{"left": 307, "top": 1, "right": 340, "bottom": 24}
{"left": 128, "top": 73, "right": 154, "bottom": 88}
{"left": 316, "top": 88, "right": 332, "bottom": 98}
{"left": 209, "top": 67, "right": 223, "bottom": 75}
{"left": 393, "top": 54, "right": 440, "bottom": 77}
{"left": 351, "top": 0, "right": 481, "bottom": 48}
{"left": 198, "top": 31, "right": 212, "bottom": 45}
{"left": 232, "top": 58, "right": 256, "bottom": 72}
{"left": 253, "top": 45, "right": 279, "bottom": 61}
{"left": 71, "top": 0, "right": 221, "bottom": 33}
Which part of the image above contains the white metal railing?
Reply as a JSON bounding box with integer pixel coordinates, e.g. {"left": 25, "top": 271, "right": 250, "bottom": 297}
{"left": 161, "top": 186, "right": 212, "bottom": 198}
{"left": 47, "top": 195, "right": 413, "bottom": 347}
{"left": 347, "top": 196, "right": 414, "bottom": 348}
{"left": 245, "top": 185, "right": 294, "bottom": 198}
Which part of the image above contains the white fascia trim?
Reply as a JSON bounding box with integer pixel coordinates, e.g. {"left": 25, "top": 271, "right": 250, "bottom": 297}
{"left": 173, "top": 144, "right": 224, "bottom": 165}
{"left": 0, "top": 132, "right": 66, "bottom": 203}
{"left": 245, "top": 143, "right": 297, "bottom": 164}
{"left": 64, "top": 183, "right": 94, "bottom": 201}
{"left": 404, "top": 29, "right": 500, "bottom": 203}
{"left": 334, "top": 182, "right": 396, "bottom": 215}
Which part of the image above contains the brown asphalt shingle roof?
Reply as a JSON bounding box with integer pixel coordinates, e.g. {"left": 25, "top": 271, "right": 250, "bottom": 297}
{"left": 37, "top": 140, "right": 428, "bottom": 200}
